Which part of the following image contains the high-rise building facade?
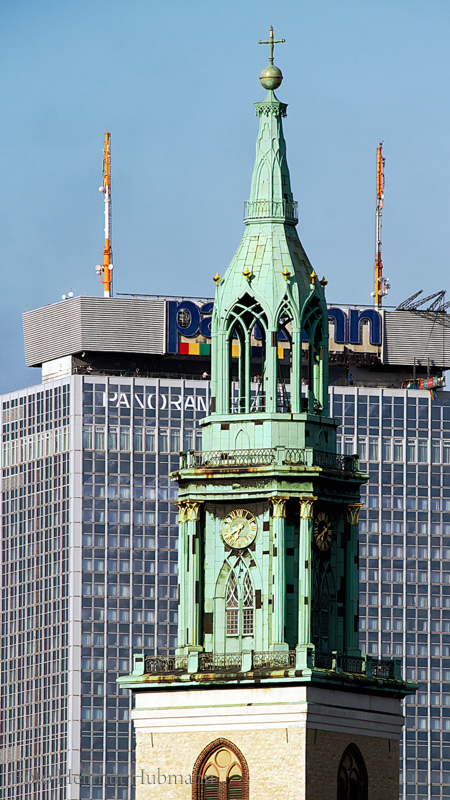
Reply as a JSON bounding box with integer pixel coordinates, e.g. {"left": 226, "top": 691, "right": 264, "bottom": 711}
{"left": 332, "top": 385, "right": 450, "bottom": 800}
{"left": 1, "top": 319, "right": 450, "bottom": 798}
{"left": 0, "top": 373, "right": 209, "bottom": 799}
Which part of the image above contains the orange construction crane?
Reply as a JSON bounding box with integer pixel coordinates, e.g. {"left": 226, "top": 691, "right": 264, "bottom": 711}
{"left": 372, "top": 143, "right": 390, "bottom": 306}
{"left": 96, "top": 132, "right": 113, "bottom": 297}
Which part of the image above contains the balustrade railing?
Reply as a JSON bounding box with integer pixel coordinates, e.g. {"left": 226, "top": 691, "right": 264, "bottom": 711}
{"left": 243, "top": 199, "right": 298, "bottom": 223}
{"left": 252, "top": 651, "right": 297, "bottom": 669}
{"left": 312, "top": 450, "right": 359, "bottom": 472}
{"left": 284, "top": 448, "right": 308, "bottom": 466}
{"left": 314, "top": 651, "right": 334, "bottom": 670}
{"left": 191, "top": 448, "right": 277, "bottom": 468}
{"left": 144, "top": 655, "right": 188, "bottom": 673}
{"left": 141, "top": 650, "right": 400, "bottom": 680}
{"left": 180, "top": 447, "right": 358, "bottom": 472}
{"left": 371, "top": 658, "right": 395, "bottom": 679}
{"left": 338, "top": 654, "right": 364, "bottom": 674}
{"left": 198, "top": 652, "right": 242, "bottom": 671}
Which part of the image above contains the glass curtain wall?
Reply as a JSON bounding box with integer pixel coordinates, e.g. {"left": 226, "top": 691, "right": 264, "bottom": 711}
{"left": 331, "top": 386, "right": 450, "bottom": 800}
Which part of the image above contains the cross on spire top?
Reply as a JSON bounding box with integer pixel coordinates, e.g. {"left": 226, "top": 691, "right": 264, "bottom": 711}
{"left": 258, "top": 26, "right": 285, "bottom": 65}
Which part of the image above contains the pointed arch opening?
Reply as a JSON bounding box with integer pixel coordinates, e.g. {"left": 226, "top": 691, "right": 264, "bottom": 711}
{"left": 192, "top": 739, "right": 249, "bottom": 800}
{"left": 229, "top": 321, "right": 246, "bottom": 413}
{"left": 302, "top": 298, "right": 328, "bottom": 415}
{"left": 242, "top": 572, "right": 254, "bottom": 636}
{"left": 311, "top": 556, "right": 331, "bottom": 652}
{"left": 225, "top": 569, "right": 254, "bottom": 642}
{"left": 250, "top": 320, "right": 266, "bottom": 412}
{"left": 276, "top": 304, "right": 294, "bottom": 412}
{"left": 226, "top": 295, "right": 268, "bottom": 414}
{"left": 337, "top": 744, "right": 368, "bottom": 800}
{"left": 226, "top": 572, "right": 239, "bottom": 636}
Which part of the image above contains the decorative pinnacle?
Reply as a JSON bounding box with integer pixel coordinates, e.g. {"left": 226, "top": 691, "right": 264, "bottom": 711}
{"left": 258, "top": 26, "right": 285, "bottom": 90}
{"left": 213, "top": 272, "right": 221, "bottom": 285}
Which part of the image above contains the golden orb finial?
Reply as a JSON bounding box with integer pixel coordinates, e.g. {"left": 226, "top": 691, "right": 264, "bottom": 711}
{"left": 258, "top": 26, "right": 285, "bottom": 90}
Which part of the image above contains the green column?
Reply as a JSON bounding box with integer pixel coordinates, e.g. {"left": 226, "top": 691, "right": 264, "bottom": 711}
{"left": 245, "top": 329, "right": 251, "bottom": 413}
{"left": 175, "top": 502, "right": 188, "bottom": 655}
{"left": 270, "top": 497, "right": 288, "bottom": 651}
{"left": 307, "top": 336, "right": 314, "bottom": 414}
{"left": 296, "top": 496, "right": 316, "bottom": 668}
{"left": 266, "top": 328, "right": 277, "bottom": 413}
{"left": 291, "top": 328, "right": 301, "bottom": 414}
{"left": 185, "top": 500, "right": 203, "bottom": 652}
{"left": 345, "top": 503, "right": 363, "bottom": 656}
{"left": 321, "top": 329, "right": 329, "bottom": 416}
{"left": 222, "top": 331, "right": 230, "bottom": 414}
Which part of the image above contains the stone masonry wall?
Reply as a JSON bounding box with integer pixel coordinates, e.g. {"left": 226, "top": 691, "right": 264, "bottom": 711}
{"left": 134, "top": 725, "right": 399, "bottom": 800}
{"left": 306, "top": 727, "right": 400, "bottom": 800}
{"left": 135, "top": 727, "right": 306, "bottom": 800}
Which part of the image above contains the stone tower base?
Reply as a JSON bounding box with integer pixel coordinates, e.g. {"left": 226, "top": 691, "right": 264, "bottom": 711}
{"left": 132, "top": 683, "right": 404, "bottom": 800}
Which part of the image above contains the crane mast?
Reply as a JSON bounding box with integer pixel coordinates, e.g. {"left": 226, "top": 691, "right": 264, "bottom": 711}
{"left": 373, "top": 142, "right": 389, "bottom": 306}
{"left": 96, "top": 132, "right": 113, "bottom": 297}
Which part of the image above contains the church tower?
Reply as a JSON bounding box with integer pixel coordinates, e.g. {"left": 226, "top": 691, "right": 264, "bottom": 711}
{"left": 120, "top": 29, "right": 414, "bottom": 800}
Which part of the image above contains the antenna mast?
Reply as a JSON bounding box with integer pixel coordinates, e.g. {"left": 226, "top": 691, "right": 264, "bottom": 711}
{"left": 372, "top": 143, "right": 390, "bottom": 306}
{"left": 96, "top": 132, "right": 113, "bottom": 297}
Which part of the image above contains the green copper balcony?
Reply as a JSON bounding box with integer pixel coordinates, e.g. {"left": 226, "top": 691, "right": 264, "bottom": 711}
{"left": 243, "top": 198, "right": 298, "bottom": 224}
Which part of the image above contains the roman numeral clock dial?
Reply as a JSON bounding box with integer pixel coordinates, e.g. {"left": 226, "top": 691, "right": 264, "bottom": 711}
{"left": 313, "top": 511, "right": 333, "bottom": 551}
{"left": 222, "top": 509, "right": 257, "bottom": 550}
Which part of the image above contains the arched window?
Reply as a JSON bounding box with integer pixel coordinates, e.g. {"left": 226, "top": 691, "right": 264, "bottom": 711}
{"left": 226, "top": 571, "right": 254, "bottom": 638}
{"left": 192, "top": 739, "right": 249, "bottom": 800}
{"left": 225, "top": 572, "right": 254, "bottom": 636}
{"left": 226, "top": 573, "right": 239, "bottom": 635}
{"left": 337, "top": 744, "right": 368, "bottom": 800}
{"left": 242, "top": 573, "right": 254, "bottom": 635}
{"left": 226, "top": 295, "right": 268, "bottom": 414}
{"left": 302, "top": 298, "right": 328, "bottom": 415}
{"left": 276, "top": 308, "right": 293, "bottom": 413}
{"left": 311, "top": 561, "right": 330, "bottom": 651}
{"left": 229, "top": 321, "right": 246, "bottom": 413}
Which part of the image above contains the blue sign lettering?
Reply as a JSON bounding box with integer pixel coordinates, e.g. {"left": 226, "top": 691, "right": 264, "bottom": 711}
{"left": 348, "top": 308, "right": 381, "bottom": 346}
{"left": 166, "top": 300, "right": 213, "bottom": 354}
{"left": 328, "top": 308, "right": 347, "bottom": 344}
{"left": 166, "top": 300, "right": 382, "bottom": 351}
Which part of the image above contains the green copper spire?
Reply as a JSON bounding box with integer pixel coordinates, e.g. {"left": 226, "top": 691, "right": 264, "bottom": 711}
{"left": 120, "top": 38, "right": 411, "bottom": 713}
{"left": 247, "top": 27, "right": 292, "bottom": 225}
{"left": 209, "top": 35, "right": 329, "bottom": 418}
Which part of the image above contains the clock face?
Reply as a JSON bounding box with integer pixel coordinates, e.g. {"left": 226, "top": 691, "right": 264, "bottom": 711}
{"left": 222, "top": 509, "right": 257, "bottom": 549}
{"left": 313, "top": 512, "right": 333, "bottom": 551}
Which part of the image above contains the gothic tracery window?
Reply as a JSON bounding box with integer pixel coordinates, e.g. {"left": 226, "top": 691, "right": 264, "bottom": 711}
{"left": 192, "top": 740, "right": 249, "bottom": 800}
{"left": 226, "top": 573, "right": 239, "bottom": 635}
{"left": 242, "top": 573, "right": 254, "bottom": 635}
{"left": 311, "top": 558, "right": 330, "bottom": 650}
{"left": 337, "top": 744, "right": 368, "bottom": 800}
{"left": 227, "top": 295, "right": 268, "bottom": 414}
{"left": 226, "top": 571, "right": 254, "bottom": 637}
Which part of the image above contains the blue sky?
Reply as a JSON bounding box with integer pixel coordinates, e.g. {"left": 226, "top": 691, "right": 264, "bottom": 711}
{"left": 1, "top": 0, "right": 449, "bottom": 393}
